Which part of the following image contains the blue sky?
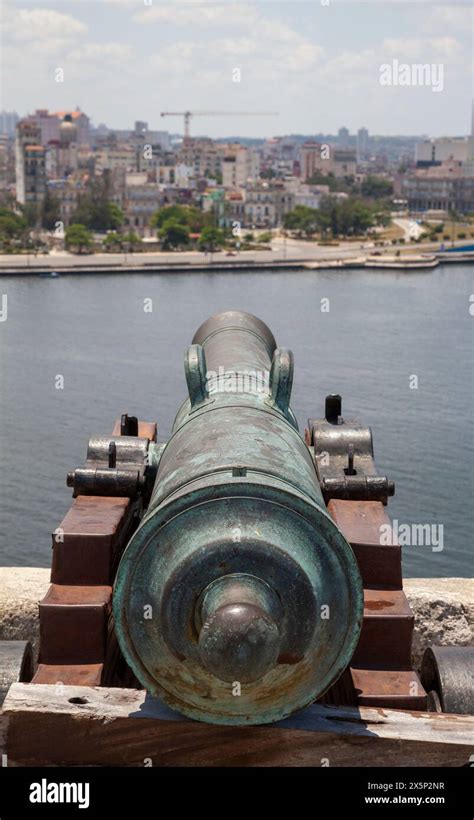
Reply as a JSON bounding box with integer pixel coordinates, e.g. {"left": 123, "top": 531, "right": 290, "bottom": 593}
{"left": 1, "top": 0, "right": 472, "bottom": 137}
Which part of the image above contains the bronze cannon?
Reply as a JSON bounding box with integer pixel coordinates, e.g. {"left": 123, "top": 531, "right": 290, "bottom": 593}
{"left": 113, "top": 311, "right": 363, "bottom": 724}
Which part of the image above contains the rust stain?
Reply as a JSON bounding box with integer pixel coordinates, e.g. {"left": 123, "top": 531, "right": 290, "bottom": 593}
{"left": 365, "top": 599, "right": 395, "bottom": 611}
{"left": 277, "top": 653, "right": 304, "bottom": 665}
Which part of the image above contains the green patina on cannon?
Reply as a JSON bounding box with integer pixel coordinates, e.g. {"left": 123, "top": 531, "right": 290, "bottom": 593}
{"left": 113, "top": 311, "right": 363, "bottom": 725}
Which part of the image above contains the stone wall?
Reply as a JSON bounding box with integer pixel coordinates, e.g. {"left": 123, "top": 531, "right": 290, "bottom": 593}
{"left": 0, "top": 568, "right": 472, "bottom": 670}
{"left": 403, "top": 578, "right": 474, "bottom": 668}
{"left": 0, "top": 568, "right": 50, "bottom": 659}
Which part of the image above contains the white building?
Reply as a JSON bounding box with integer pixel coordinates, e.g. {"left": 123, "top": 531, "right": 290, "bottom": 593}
{"left": 222, "top": 147, "right": 260, "bottom": 190}
{"left": 244, "top": 183, "right": 294, "bottom": 228}
{"left": 300, "top": 142, "right": 357, "bottom": 181}
{"left": 174, "top": 163, "right": 193, "bottom": 188}
{"left": 415, "top": 138, "right": 470, "bottom": 166}
{"left": 123, "top": 172, "right": 164, "bottom": 234}
{"left": 95, "top": 145, "right": 136, "bottom": 173}
{"left": 293, "top": 184, "right": 331, "bottom": 210}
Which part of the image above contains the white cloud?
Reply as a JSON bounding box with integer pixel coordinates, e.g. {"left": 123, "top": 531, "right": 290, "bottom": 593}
{"left": 1, "top": 0, "right": 470, "bottom": 135}
{"left": 134, "top": 1, "right": 260, "bottom": 28}
{"left": 210, "top": 37, "right": 259, "bottom": 57}
{"left": 285, "top": 43, "right": 323, "bottom": 71}
{"left": 148, "top": 41, "right": 197, "bottom": 74}
{"left": 314, "top": 48, "right": 378, "bottom": 92}
{"left": 383, "top": 36, "right": 461, "bottom": 60}
{"left": 3, "top": 7, "right": 87, "bottom": 41}
{"left": 424, "top": 6, "right": 473, "bottom": 34}
{"left": 69, "top": 42, "right": 134, "bottom": 62}
{"left": 429, "top": 37, "right": 463, "bottom": 57}
{"left": 137, "top": 2, "right": 324, "bottom": 82}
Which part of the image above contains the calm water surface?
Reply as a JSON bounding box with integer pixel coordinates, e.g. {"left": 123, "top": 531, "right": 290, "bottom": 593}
{"left": 0, "top": 264, "right": 472, "bottom": 577}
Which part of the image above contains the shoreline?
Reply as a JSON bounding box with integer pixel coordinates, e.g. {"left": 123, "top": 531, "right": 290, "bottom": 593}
{"left": 0, "top": 249, "right": 472, "bottom": 276}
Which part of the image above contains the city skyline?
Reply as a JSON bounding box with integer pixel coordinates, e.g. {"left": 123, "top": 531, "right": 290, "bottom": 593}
{"left": 1, "top": 0, "right": 472, "bottom": 138}
{"left": 5, "top": 108, "right": 468, "bottom": 141}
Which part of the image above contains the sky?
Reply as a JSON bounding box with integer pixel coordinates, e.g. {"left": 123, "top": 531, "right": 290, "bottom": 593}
{"left": 1, "top": 0, "right": 472, "bottom": 138}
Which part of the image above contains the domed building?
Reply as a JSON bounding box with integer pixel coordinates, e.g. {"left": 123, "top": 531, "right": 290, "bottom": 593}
{"left": 59, "top": 114, "right": 78, "bottom": 146}
{"left": 57, "top": 114, "right": 78, "bottom": 177}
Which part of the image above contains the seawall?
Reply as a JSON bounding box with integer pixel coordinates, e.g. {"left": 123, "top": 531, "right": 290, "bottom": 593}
{"left": 0, "top": 568, "right": 472, "bottom": 669}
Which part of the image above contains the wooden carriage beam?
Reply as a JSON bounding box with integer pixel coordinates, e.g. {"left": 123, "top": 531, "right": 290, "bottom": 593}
{"left": 2, "top": 684, "right": 473, "bottom": 767}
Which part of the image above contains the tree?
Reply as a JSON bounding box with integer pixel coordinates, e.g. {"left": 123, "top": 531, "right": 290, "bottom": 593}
{"left": 284, "top": 205, "right": 320, "bottom": 237}
{"left": 72, "top": 175, "right": 123, "bottom": 231}
{"left": 0, "top": 208, "right": 27, "bottom": 240}
{"left": 122, "top": 231, "right": 141, "bottom": 251}
{"left": 41, "top": 192, "right": 62, "bottom": 231}
{"left": 373, "top": 210, "right": 391, "bottom": 229}
{"left": 315, "top": 196, "right": 376, "bottom": 238}
{"left": 0, "top": 208, "right": 29, "bottom": 250}
{"left": 152, "top": 205, "right": 186, "bottom": 229}
{"left": 103, "top": 231, "right": 123, "bottom": 250}
{"left": 159, "top": 219, "right": 190, "bottom": 250}
{"left": 103, "top": 231, "right": 141, "bottom": 252}
{"left": 106, "top": 202, "right": 124, "bottom": 230}
{"left": 307, "top": 171, "right": 355, "bottom": 194}
{"left": 152, "top": 205, "right": 209, "bottom": 233}
{"left": 73, "top": 199, "right": 123, "bottom": 231}
{"left": 317, "top": 197, "right": 339, "bottom": 237}
{"left": 65, "top": 223, "right": 92, "bottom": 254}
{"left": 20, "top": 203, "right": 40, "bottom": 228}
{"left": 360, "top": 175, "right": 393, "bottom": 199}
{"left": 198, "top": 225, "right": 225, "bottom": 251}
{"left": 338, "top": 198, "right": 374, "bottom": 236}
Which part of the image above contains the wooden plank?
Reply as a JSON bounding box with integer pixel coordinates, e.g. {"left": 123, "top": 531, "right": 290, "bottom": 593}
{"left": 328, "top": 499, "right": 394, "bottom": 545}
{"left": 3, "top": 683, "right": 473, "bottom": 767}
{"left": 350, "top": 542, "right": 402, "bottom": 589}
{"left": 327, "top": 500, "right": 402, "bottom": 589}
{"left": 32, "top": 664, "right": 103, "bottom": 687}
{"left": 51, "top": 496, "right": 132, "bottom": 585}
{"left": 352, "top": 589, "right": 414, "bottom": 667}
{"left": 351, "top": 668, "right": 427, "bottom": 711}
{"left": 38, "top": 586, "right": 111, "bottom": 664}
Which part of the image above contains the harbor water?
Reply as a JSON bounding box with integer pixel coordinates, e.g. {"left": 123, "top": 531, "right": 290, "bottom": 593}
{"left": 0, "top": 263, "right": 472, "bottom": 577}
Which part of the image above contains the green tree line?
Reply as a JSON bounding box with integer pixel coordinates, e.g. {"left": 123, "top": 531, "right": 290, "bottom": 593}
{"left": 283, "top": 196, "right": 390, "bottom": 239}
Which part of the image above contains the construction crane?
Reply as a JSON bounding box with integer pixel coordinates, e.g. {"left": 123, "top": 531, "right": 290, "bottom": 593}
{"left": 160, "top": 111, "right": 278, "bottom": 143}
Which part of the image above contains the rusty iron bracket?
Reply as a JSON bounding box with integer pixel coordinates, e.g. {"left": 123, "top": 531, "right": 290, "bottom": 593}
{"left": 307, "top": 394, "right": 395, "bottom": 506}
{"left": 66, "top": 416, "right": 159, "bottom": 499}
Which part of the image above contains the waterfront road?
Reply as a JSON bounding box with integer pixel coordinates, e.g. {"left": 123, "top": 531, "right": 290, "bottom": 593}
{"left": 0, "top": 237, "right": 461, "bottom": 272}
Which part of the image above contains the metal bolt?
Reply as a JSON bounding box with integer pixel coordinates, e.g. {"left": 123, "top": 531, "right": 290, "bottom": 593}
{"left": 325, "top": 393, "right": 342, "bottom": 425}
{"left": 346, "top": 443, "right": 356, "bottom": 475}
{"left": 108, "top": 441, "right": 117, "bottom": 468}
{"left": 121, "top": 413, "right": 138, "bottom": 436}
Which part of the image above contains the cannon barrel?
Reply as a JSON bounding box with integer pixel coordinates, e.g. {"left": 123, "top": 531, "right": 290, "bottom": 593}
{"left": 113, "top": 311, "right": 363, "bottom": 725}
